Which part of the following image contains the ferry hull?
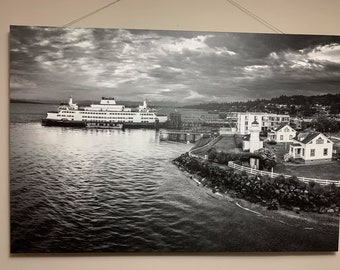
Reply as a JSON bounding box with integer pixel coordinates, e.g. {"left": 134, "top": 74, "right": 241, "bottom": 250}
{"left": 123, "top": 122, "right": 167, "bottom": 129}
{"left": 42, "top": 119, "right": 167, "bottom": 129}
{"left": 41, "top": 119, "right": 86, "bottom": 127}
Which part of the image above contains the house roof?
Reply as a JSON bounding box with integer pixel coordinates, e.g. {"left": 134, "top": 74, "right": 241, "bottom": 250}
{"left": 274, "top": 123, "right": 296, "bottom": 132}
{"left": 300, "top": 132, "right": 321, "bottom": 144}
{"left": 293, "top": 132, "right": 332, "bottom": 144}
{"left": 274, "top": 123, "right": 288, "bottom": 131}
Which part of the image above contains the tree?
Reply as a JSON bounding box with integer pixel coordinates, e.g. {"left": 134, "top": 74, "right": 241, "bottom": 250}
{"left": 207, "top": 148, "right": 218, "bottom": 162}
{"left": 302, "top": 102, "right": 313, "bottom": 116}
{"left": 289, "top": 105, "right": 297, "bottom": 116}
{"left": 330, "top": 102, "right": 340, "bottom": 115}
{"left": 311, "top": 115, "right": 339, "bottom": 132}
{"left": 257, "top": 102, "right": 266, "bottom": 112}
{"left": 254, "top": 148, "right": 277, "bottom": 170}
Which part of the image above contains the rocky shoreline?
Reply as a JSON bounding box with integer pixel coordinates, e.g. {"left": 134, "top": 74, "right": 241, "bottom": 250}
{"left": 173, "top": 153, "right": 340, "bottom": 215}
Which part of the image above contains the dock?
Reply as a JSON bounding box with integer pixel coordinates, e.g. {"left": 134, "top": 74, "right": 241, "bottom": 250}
{"left": 160, "top": 130, "right": 212, "bottom": 143}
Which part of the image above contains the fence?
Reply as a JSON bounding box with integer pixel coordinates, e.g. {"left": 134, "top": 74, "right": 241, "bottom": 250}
{"left": 228, "top": 161, "right": 340, "bottom": 187}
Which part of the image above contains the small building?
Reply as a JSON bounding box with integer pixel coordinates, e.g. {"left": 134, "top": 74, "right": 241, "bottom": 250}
{"left": 267, "top": 124, "right": 296, "bottom": 143}
{"left": 242, "top": 118, "right": 263, "bottom": 153}
{"left": 219, "top": 126, "right": 237, "bottom": 135}
{"left": 289, "top": 132, "right": 334, "bottom": 163}
{"left": 168, "top": 112, "right": 182, "bottom": 129}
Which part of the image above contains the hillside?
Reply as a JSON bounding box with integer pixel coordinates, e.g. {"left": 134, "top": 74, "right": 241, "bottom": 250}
{"left": 183, "top": 94, "right": 340, "bottom": 116}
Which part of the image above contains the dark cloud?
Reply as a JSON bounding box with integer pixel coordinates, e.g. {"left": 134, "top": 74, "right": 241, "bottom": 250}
{"left": 10, "top": 26, "right": 340, "bottom": 104}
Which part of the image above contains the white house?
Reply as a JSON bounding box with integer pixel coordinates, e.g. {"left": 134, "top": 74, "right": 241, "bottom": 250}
{"left": 267, "top": 124, "right": 296, "bottom": 143}
{"left": 236, "top": 112, "right": 290, "bottom": 135}
{"left": 242, "top": 118, "right": 263, "bottom": 153}
{"left": 289, "top": 132, "right": 334, "bottom": 163}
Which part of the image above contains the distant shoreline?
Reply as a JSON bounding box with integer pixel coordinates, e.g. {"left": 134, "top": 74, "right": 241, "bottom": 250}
{"left": 9, "top": 99, "right": 176, "bottom": 108}
{"left": 10, "top": 99, "right": 58, "bottom": 105}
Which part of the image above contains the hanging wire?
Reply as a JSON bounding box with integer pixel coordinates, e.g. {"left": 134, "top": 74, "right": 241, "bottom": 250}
{"left": 225, "top": 0, "right": 285, "bottom": 34}
{"left": 61, "top": 0, "right": 284, "bottom": 34}
{"left": 63, "top": 0, "right": 122, "bottom": 27}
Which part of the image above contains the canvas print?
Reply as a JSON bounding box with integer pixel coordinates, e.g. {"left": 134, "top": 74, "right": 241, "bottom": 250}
{"left": 10, "top": 25, "right": 340, "bottom": 253}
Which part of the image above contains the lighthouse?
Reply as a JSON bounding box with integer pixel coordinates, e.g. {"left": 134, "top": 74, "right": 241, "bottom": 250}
{"left": 249, "top": 117, "right": 263, "bottom": 153}
{"left": 242, "top": 116, "right": 263, "bottom": 153}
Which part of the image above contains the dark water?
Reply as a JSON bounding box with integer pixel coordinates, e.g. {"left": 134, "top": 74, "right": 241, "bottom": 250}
{"left": 10, "top": 103, "right": 339, "bottom": 253}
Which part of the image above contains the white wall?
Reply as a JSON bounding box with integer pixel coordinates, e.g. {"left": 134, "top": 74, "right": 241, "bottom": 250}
{"left": 2, "top": 1, "right": 340, "bottom": 270}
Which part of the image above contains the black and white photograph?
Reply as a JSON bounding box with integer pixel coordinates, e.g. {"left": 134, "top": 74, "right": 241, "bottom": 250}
{"left": 10, "top": 25, "right": 340, "bottom": 253}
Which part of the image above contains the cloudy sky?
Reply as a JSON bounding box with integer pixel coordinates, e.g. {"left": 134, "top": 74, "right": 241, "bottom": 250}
{"left": 10, "top": 25, "right": 340, "bottom": 104}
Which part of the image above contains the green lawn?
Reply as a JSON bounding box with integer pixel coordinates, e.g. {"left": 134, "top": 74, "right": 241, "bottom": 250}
{"left": 274, "top": 162, "right": 340, "bottom": 180}
{"left": 191, "top": 134, "right": 242, "bottom": 156}
{"left": 211, "top": 135, "right": 241, "bottom": 153}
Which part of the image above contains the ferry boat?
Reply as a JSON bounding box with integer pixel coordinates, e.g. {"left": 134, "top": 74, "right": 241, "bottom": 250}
{"left": 41, "top": 97, "right": 168, "bottom": 129}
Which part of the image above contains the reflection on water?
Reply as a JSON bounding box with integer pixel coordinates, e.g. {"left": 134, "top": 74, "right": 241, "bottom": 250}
{"left": 10, "top": 103, "right": 339, "bottom": 253}
{"left": 10, "top": 123, "right": 196, "bottom": 252}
